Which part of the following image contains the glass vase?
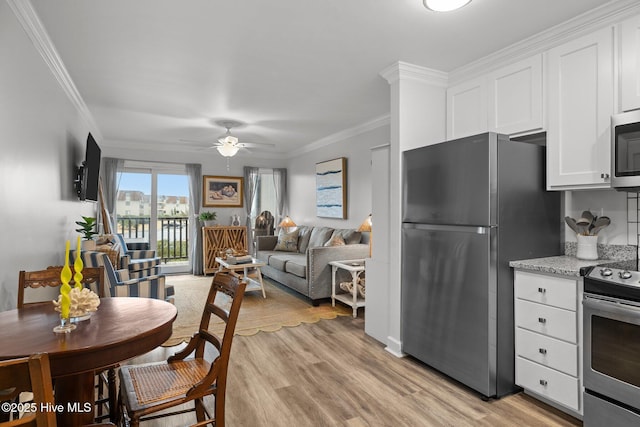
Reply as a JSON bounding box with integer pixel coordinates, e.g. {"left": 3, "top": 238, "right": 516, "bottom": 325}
{"left": 53, "top": 315, "right": 77, "bottom": 333}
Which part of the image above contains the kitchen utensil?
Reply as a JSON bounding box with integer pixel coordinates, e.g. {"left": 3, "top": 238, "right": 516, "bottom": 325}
{"left": 576, "top": 210, "right": 594, "bottom": 226}
{"left": 564, "top": 216, "right": 581, "bottom": 234}
{"left": 590, "top": 216, "right": 610, "bottom": 235}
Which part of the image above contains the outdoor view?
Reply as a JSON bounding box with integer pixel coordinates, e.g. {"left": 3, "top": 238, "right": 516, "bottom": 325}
{"left": 116, "top": 172, "right": 190, "bottom": 265}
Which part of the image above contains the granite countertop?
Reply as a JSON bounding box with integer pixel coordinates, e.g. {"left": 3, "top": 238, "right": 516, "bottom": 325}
{"left": 509, "top": 244, "right": 638, "bottom": 276}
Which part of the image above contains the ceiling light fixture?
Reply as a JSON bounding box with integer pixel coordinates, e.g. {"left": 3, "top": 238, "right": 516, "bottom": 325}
{"left": 216, "top": 141, "right": 239, "bottom": 157}
{"left": 423, "top": 0, "right": 471, "bottom": 12}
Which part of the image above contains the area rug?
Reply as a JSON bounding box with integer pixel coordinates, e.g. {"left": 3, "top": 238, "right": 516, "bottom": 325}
{"left": 162, "top": 274, "right": 351, "bottom": 346}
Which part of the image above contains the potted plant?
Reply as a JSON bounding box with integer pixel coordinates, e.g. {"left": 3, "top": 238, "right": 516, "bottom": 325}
{"left": 75, "top": 216, "right": 98, "bottom": 250}
{"left": 199, "top": 211, "right": 218, "bottom": 227}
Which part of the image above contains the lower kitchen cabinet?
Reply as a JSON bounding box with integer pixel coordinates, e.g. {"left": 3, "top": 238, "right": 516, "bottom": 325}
{"left": 514, "top": 270, "right": 583, "bottom": 417}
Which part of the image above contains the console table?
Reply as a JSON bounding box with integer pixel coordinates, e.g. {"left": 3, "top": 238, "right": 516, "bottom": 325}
{"left": 202, "top": 226, "right": 247, "bottom": 274}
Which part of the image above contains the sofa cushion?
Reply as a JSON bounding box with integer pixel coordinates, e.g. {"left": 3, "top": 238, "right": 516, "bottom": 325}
{"left": 283, "top": 254, "right": 307, "bottom": 278}
{"left": 324, "top": 234, "right": 345, "bottom": 247}
{"left": 297, "top": 225, "right": 313, "bottom": 254}
{"left": 274, "top": 228, "right": 299, "bottom": 252}
{"left": 268, "top": 255, "right": 288, "bottom": 271}
{"left": 308, "top": 227, "right": 334, "bottom": 248}
{"left": 331, "top": 229, "right": 362, "bottom": 245}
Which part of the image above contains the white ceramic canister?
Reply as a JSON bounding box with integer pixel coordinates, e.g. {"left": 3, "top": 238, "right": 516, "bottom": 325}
{"left": 576, "top": 234, "right": 598, "bottom": 260}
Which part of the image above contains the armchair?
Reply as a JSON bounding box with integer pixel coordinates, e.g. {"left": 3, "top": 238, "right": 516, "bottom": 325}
{"left": 112, "top": 234, "right": 162, "bottom": 278}
{"left": 73, "top": 251, "right": 174, "bottom": 303}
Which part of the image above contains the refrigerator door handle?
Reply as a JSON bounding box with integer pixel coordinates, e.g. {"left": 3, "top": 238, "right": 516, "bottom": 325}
{"left": 402, "top": 223, "right": 495, "bottom": 234}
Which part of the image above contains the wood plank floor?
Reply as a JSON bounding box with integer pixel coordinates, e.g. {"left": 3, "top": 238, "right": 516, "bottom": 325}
{"left": 124, "top": 316, "right": 582, "bottom": 426}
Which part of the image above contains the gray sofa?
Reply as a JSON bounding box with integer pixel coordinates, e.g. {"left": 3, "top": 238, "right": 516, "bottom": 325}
{"left": 256, "top": 225, "right": 369, "bottom": 305}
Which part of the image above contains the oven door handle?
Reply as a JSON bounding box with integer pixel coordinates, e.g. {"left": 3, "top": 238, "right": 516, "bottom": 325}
{"left": 584, "top": 295, "right": 640, "bottom": 316}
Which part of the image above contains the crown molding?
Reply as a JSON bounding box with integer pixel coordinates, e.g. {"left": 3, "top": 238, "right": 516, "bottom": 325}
{"left": 6, "top": 0, "right": 103, "bottom": 140}
{"left": 289, "top": 114, "right": 391, "bottom": 158}
{"left": 449, "top": 0, "right": 640, "bottom": 84}
{"left": 380, "top": 61, "right": 448, "bottom": 87}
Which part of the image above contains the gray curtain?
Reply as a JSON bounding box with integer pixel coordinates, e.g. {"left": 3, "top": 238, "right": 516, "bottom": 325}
{"left": 186, "top": 163, "right": 203, "bottom": 275}
{"left": 100, "top": 157, "right": 123, "bottom": 233}
{"left": 273, "top": 168, "right": 287, "bottom": 225}
{"left": 243, "top": 167, "right": 260, "bottom": 254}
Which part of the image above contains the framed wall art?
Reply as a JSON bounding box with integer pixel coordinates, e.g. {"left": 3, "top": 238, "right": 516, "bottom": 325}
{"left": 315, "top": 157, "right": 347, "bottom": 218}
{"left": 203, "top": 175, "right": 244, "bottom": 208}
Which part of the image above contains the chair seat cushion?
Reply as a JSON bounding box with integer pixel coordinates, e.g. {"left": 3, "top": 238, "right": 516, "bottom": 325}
{"left": 128, "top": 258, "right": 161, "bottom": 272}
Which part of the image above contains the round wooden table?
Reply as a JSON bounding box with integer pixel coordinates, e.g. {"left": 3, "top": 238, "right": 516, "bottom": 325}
{"left": 0, "top": 297, "right": 177, "bottom": 425}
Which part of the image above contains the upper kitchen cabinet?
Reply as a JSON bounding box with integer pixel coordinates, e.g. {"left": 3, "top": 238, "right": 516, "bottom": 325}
{"left": 447, "top": 55, "right": 543, "bottom": 140}
{"left": 446, "top": 77, "right": 487, "bottom": 139}
{"left": 546, "top": 27, "right": 614, "bottom": 190}
{"left": 620, "top": 14, "right": 640, "bottom": 112}
{"left": 487, "top": 55, "right": 543, "bottom": 135}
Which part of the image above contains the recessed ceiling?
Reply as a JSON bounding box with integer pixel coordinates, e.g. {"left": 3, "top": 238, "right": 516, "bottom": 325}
{"left": 29, "top": 0, "right": 610, "bottom": 156}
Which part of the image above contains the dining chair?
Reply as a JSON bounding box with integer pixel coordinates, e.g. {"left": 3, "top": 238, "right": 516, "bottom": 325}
{"left": 17, "top": 266, "right": 106, "bottom": 308}
{"left": 0, "top": 353, "right": 115, "bottom": 427}
{"left": 118, "top": 272, "right": 246, "bottom": 427}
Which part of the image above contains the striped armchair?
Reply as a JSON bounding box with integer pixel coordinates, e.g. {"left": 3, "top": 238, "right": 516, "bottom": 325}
{"left": 74, "top": 250, "right": 174, "bottom": 303}
{"left": 113, "top": 234, "right": 162, "bottom": 279}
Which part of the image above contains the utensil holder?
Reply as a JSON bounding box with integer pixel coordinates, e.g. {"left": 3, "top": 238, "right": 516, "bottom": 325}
{"left": 576, "top": 235, "right": 598, "bottom": 260}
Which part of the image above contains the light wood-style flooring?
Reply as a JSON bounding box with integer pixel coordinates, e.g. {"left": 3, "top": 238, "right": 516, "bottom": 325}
{"left": 124, "top": 315, "right": 582, "bottom": 426}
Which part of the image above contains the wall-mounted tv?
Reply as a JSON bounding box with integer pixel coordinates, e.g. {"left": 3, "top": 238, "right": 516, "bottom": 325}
{"left": 74, "top": 133, "right": 101, "bottom": 201}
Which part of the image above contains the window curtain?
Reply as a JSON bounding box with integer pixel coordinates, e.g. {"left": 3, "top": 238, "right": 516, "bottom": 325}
{"left": 273, "top": 168, "right": 287, "bottom": 225}
{"left": 243, "top": 167, "right": 260, "bottom": 254}
{"left": 100, "top": 157, "right": 123, "bottom": 233}
{"left": 186, "top": 163, "right": 203, "bottom": 275}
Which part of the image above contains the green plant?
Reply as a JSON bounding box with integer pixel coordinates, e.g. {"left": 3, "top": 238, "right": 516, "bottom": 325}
{"left": 198, "top": 211, "right": 217, "bottom": 221}
{"left": 75, "top": 216, "right": 98, "bottom": 240}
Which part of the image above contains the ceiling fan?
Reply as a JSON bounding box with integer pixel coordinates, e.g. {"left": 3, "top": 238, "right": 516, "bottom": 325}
{"left": 180, "top": 120, "right": 275, "bottom": 157}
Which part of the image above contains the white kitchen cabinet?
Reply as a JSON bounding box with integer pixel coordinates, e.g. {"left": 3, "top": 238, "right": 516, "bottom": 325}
{"left": 446, "top": 77, "right": 487, "bottom": 139}
{"left": 487, "top": 55, "right": 543, "bottom": 135}
{"left": 620, "top": 14, "right": 640, "bottom": 112}
{"left": 514, "top": 270, "right": 583, "bottom": 416}
{"left": 546, "top": 27, "right": 614, "bottom": 190}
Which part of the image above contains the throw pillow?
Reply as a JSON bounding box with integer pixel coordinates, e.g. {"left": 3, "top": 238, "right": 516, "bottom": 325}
{"left": 324, "top": 234, "right": 346, "bottom": 247}
{"left": 331, "top": 229, "right": 362, "bottom": 245}
{"left": 274, "top": 229, "right": 299, "bottom": 252}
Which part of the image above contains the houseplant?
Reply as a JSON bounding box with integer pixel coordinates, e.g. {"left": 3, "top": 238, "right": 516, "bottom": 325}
{"left": 75, "top": 216, "right": 98, "bottom": 250}
{"left": 198, "top": 211, "right": 217, "bottom": 227}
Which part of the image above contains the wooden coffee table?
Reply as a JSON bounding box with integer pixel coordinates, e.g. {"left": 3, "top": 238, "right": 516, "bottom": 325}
{"left": 215, "top": 256, "right": 267, "bottom": 298}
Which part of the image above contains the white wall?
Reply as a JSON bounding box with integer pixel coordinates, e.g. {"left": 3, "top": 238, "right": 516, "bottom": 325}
{"left": 286, "top": 125, "right": 389, "bottom": 230}
{"left": 0, "top": 2, "right": 97, "bottom": 311}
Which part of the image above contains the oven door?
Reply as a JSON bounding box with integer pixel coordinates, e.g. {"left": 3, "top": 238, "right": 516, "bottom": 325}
{"left": 583, "top": 294, "right": 640, "bottom": 410}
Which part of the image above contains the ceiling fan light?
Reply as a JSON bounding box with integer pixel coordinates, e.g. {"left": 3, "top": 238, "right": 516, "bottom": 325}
{"left": 423, "top": 0, "right": 471, "bottom": 12}
{"left": 217, "top": 143, "right": 239, "bottom": 157}
{"left": 218, "top": 135, "right": 238, "bottom": 145}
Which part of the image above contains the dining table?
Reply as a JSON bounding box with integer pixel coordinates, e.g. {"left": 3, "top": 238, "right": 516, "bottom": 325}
{"left": 0, "top": 297, "right": 177, "bottom": 425}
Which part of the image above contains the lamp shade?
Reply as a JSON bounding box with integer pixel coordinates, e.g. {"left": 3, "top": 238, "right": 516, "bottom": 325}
{"left": 278, "top": 216, "right": 297, "bottom": 228}
{"left": 357, "top": 214, "right": 372, "bottom": 232}
{"left": 423, "top": 0, "right": 471, "bottom": 12}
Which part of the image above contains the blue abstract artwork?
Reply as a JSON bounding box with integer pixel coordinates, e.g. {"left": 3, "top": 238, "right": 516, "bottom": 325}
{"left": 316, "top": 157, "right": 346, "bottom": 218}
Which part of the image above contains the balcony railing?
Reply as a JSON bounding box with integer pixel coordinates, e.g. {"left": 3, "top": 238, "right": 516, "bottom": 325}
{"left": 116, "top": 216, "right": 189, "bottom": 263}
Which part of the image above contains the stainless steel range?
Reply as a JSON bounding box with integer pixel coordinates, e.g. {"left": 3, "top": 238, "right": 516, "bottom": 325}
{"left": 583, "top": 266, "right": 640, "bottom": 426}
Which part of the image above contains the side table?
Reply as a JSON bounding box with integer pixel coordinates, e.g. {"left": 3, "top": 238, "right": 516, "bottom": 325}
{"left": 329, "top": 259, "right": 366, "bottom": 318}
{"left": 215, "top": 256, "right": 267, "bottom": 298}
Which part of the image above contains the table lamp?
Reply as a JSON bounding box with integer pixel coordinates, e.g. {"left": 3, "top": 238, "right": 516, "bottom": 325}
{"left": 358, "top": 214, "right": 372, "bottom": 258}
{"left": 278, "top": 216, "right": 297, "bottom": 233}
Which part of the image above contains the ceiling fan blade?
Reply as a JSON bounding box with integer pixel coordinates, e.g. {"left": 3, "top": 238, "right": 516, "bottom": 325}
{"left": 237, "top": 142, "right": 276, "bottom": 148}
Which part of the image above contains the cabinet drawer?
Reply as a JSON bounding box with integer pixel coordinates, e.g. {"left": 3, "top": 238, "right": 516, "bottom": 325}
{"left": 515, "top": 271, "right": 577, "bottom": 310}
{"left": 516, "top": 328, "right": 578, "bottom": 376}
{"left": 515, "top": 299, "right": 577, "bottom": 343}
{"left": 516, "top": 356, "right": 580, "bottom": 412}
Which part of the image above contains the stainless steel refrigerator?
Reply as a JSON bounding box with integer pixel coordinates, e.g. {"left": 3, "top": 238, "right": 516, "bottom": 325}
{"left": 401, "top": 132, "right": 561, "bottom": 398}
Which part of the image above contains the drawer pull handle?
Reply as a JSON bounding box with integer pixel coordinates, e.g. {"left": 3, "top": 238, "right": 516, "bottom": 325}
{"left": 538, "top": 317, "right": 547, "bottom": 324}
{"left": 538, "top": 287, "right": 546, "bottom": 294}
{"left": 539, "top": 379, "right": 548, "bottom": 386}
{"left": 539, "top": 348, "right": 547, "bottom": 355}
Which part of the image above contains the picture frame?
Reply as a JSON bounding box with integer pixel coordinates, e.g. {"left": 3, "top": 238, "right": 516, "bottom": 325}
{"left": 316, "top": 157, "right": 347, "bottom": 219}
{"left": 203, "top": 175, "right": 244, "bottom": 208}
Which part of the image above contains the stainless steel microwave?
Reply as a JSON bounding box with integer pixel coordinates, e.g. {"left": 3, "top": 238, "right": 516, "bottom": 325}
{"left": 612, "top": 110, "right": 640, "bottom": 191}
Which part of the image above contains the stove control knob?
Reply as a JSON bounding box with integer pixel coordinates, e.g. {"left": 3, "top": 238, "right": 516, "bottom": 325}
{"left": 600, "top": 268, "right": 613, "bottom": 277}
{"left": 619, "top": 270, "right": 633, "bottom": 280}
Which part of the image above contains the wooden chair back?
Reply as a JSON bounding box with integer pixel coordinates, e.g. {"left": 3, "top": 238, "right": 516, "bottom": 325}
{"left": 0, "top": 353, "right": 56, "bottom": 426}
{"left": 18, "top": 266, "right": 106, "bottom": 308}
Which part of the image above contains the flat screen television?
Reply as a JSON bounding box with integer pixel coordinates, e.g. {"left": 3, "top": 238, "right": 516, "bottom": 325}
{"left": 74, "top": 133, "right": 101, "bottom": 201}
